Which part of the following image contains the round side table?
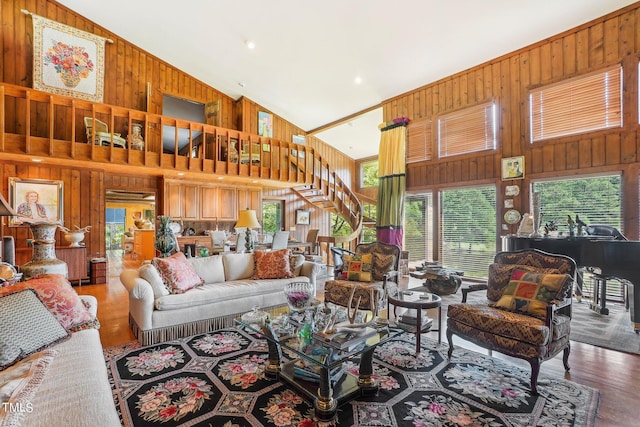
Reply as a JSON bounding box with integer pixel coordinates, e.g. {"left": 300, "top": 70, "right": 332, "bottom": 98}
{"left": 387, "top": 290, "right": 442, "bottom": 354}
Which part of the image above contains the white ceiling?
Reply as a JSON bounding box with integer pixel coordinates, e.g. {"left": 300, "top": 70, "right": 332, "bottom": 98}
{"left": 57, "top": 0, "right": 637, "bottom": 159}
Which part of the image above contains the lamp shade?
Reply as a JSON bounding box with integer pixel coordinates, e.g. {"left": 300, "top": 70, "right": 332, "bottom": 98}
{"left": 235, "top": 209, "right": 261, "bottom": 229}
{"left": 0, "top": 193, "right": 16, "bottom": 216}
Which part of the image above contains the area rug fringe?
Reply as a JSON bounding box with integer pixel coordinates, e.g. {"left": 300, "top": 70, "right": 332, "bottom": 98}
{"left": 129, "top": 303, "right": 288, "bottom": 345}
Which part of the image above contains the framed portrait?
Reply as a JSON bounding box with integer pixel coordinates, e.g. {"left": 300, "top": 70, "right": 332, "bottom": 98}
{"left": 296, "top": 209, "right": 310, "bottom": 225}
{"left": 9, "top": 177, "right": 64, "bottom": 225}
{"left": 501, "top": 156, "right": 525, "bottom": 181}
{"left": 258, "top": 111, "right": 273, "bottom": 137}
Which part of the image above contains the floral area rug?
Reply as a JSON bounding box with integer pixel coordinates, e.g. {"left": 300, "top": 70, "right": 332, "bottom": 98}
{"left": 104, "top": 329, "right": 599, "bottom": 427}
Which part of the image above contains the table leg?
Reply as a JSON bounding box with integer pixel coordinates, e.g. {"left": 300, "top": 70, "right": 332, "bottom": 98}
{"left": 415, "top": 307, "right": 422, "bottom": 354}
{"left": 315, "top": 366, "right": 337, "bottom": 421}
{"left": 358, "top": 347, "right": 378, "bottom": 395}
{"left": 437, "top": 305, "right": 442, "bottom": 344}
{"left": 260, "top": 325, "right": 282, "bottom": 378}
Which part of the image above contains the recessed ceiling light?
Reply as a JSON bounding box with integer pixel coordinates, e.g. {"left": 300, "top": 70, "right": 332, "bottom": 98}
{"left": 354, "top": 76, "right": 362, "bottom": 85}
{"left": 177, "top": 172, "right": 185, "bottom": 176}
{"left": 217, "top": 176, "right": 224, "bottom": 180}
{"left": 31, "top": 158, "right": 43, "bottom": 162}
{"left": 245, "top": 40, "right": 256, "bottom": 50}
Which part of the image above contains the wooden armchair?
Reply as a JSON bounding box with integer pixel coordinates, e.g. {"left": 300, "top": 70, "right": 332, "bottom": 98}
{"left": 324, "top": 241, "right": 401, "bottom": 313}
{"left": 446, "top": 249, "right": 577, "bottom": 395}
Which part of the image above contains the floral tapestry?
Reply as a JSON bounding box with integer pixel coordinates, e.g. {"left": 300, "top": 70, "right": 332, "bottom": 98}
{"left": 31, "top": 14, "right": 106, "bottom": 102}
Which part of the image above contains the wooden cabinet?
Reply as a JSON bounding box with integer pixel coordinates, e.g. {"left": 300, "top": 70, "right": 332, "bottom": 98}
{"left": 217, "top": 187, "right": 237, "bottom": 221}
{"left": 165, "top": 182, "right": 198, "bottom": 220}
{"left": 237, "top": 187, "right": 262, "bottom": 217}
{"left": 16, "top": 246, "right": 89, "bottom": 286}
{"left": 134, "top": 229, "right": 156, "bottom": 261}
{"left": 166, "top": 181, "right": 261, "bottom": 222}
{"left": 200, "top": 186, "right": 219, "bottom": 220}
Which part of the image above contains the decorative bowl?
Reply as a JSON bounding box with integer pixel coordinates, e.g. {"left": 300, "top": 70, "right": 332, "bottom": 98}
{"left": 63, "top": 231, "right": 86, "bottom": 247}
{"left": 284, "top": 282, "right": 314, "bottom": 312}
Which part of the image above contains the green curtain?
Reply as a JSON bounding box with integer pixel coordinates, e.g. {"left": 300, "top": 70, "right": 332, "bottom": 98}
{"left": 376, "top": 121, "right": 407, "bottom": 247}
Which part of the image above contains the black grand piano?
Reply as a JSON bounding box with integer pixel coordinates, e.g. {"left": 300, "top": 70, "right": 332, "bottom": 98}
{"left": 503, "top": 235, "right": 640, "bottom": 333}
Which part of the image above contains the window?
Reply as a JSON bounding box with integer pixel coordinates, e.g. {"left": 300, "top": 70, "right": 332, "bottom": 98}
{"left": 437, "top": 102, "right": 497, "bottom": 158}
{"left": 534, "top": 174, "right": 623, "bottom": 301}
{"left": 360, "top": 160, "right": 379, "bottom": 188}
{"left": 330, "top": 212, "right": 352, "bottom": 237}
{"left": 440, "top": 185, "right": 497, "bottom": 277}
{"left": 533, "top": 174, "right": 622, "bottom": 234}
{"left": 529, "top": 65, "right": 622, "bottom": 143}
{"left": 404, "top": 193, "right": 434, "bottom": 263}
{"left": 261, "top": 200, "right": 284, "bottom": 233}
{"left": 407, "top": 119, "right": 432, "bottom": 162}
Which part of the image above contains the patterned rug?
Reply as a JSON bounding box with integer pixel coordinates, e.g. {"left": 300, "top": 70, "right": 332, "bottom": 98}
{"left": 104, "top": 328, "right": 599, "bottom": 427}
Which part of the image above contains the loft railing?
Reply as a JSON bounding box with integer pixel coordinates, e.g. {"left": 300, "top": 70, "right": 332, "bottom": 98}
{"left": 0, "top": 83, "right": 363, "bottom": 247}
{"left": 0, "top": 83, "right": 315, "bottom": 184}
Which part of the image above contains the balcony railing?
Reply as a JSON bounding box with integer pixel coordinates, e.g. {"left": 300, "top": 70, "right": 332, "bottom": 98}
{"left": 0, "top": 83, "right": 317, "bottom": 184}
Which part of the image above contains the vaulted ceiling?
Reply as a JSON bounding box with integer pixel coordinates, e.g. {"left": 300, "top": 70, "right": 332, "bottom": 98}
{"left": 57, "top": 0, "right": 637, "bottom": 159}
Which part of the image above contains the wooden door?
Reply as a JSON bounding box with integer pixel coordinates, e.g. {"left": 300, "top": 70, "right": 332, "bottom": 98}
{"left": 218, "top": 187, "right": 237, "bottom": 221}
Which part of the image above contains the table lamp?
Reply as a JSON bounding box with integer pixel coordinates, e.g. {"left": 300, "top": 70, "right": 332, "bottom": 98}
{"left": 0, "top": 193, "right": 17, "bottom": 262}
{"left": 235, "top": 209, "right": 261, "bottom": 252}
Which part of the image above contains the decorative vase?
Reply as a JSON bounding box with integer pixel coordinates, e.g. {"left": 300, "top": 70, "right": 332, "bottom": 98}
{"left": 21, "top": 222, "right": 68, "bottom": 279}
{"left": 154, "top": 216, "right": 177, "bottom": 257}
{"left": 63, "top": 231, "right": 86, "bottom": 247}
{"left": 59, "top": 72, "right": 81, "bottom": 88}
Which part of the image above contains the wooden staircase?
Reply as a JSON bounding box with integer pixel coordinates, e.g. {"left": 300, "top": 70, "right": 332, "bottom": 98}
{"left": 291, "top": 163, "right": 364, "bottom": 247}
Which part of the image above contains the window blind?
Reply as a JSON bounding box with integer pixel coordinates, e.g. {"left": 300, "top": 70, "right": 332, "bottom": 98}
{"left": 440, "top": 185, "right": 496, "bottom": 278}
{"left": 532, "top": 175, "right": 622, "bottom": 232}
{"left": 406, "top": 119, "right": 432, "bottom": 162}
{"left": 404, "top": 192, "right": 434, "bottom": 263}
{"left": 437, "top": 102, "right": 497, "bottom": 158}
{"left": 529, "top": 66, "right": 622, "bottom": 143}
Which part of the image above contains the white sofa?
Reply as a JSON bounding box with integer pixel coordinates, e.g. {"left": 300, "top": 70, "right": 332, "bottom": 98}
{"left": 21, "top": 296, "right": 121, "bottom": 427}
{"left": 120, "top": 252, "right": 321, "bottom": 345}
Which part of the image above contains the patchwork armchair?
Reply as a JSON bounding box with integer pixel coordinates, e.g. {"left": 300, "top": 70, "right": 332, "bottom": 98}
{"left": 446, "top": 249, "right": 577, "bottom": 395}
{"left": 323, "top": 241, "right": 401, "bottom": 314}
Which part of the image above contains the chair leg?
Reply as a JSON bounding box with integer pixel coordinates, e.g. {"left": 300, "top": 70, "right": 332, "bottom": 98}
{"left": 529, "top": 358, "right": 540, "bottom": 395}
{"left": 446, "top": 328, "right": 454, "bottom": 359}
{"left": 563, "top": 342, "right": 571, "bottom": 372}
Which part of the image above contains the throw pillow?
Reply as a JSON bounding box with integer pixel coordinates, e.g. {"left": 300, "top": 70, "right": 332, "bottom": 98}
{"left": 222, "top": 253, "right": 255, "bottom": 281}
{"left": 488, "top": 263, "right": 561, "bottom": 302}
{"left": 0, "top": 274, "right": 94, "bottom": 331}
{"left": 340, "top": 253, "right": 373, "bottom": 282}
{"left": 253, "top": 249, "right": 295, "bottom": 279}
{"left": 495, "top": 269, "right": 571, "bottom": 318}
{"left": 138, "top": 263, "right": 170, "bottom": 297}
{"left": 187, "top": 255, "right": 225, "bottom": 284}
{"left": 290, "top": 254, "right": 305, "bottom": 276}
{"left": 152, "top": 252, "right": 204, "bottom": 294}
{"left": 0, "top": 290, "right": 69, "bottom": 370}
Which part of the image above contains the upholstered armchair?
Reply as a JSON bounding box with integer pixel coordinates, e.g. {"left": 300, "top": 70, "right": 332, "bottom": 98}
{"left": 446, "top": 249, "right": 577, "bottom": 395}
{"left": 323, "top": 242, "right": 401, "bottom": 314}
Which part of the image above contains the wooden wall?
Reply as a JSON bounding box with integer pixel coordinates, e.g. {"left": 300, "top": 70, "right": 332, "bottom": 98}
{"left": 0, "top": 0, "right": 357, "bottom": 254}
{"left": 0, "top": 159, "right": 161, "bottom": 257}
{"left": 382, "top": 2, "right": 640, "bottom": 239}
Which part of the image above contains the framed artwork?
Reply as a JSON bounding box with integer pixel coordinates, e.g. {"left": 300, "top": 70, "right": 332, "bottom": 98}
{"left": 9, "top": 177, "right": 64, "bottom": 225}
{"left": 501, "top": 156, "right": 525, "bottom": 180}
{"left": 31, "top": 14, "right": 107, "bottom": 102}
{"left": 296, "top": 209, "right": 310, "bottom": 225}
{"left": 258, "top": 111, "right": 273, "bottom": 137}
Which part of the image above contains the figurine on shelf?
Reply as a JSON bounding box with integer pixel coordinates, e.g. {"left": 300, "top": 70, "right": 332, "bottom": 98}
{"left": 576, "top": 215, "right": 587, "bottom": 236}
{"left": 567, "top": 215, "right": 576, "bottom": 237}
{"left": 543, "top": 219, "right": 558, "bottom": 237}
{"left": 128, "top": 123, "right": 144, "bottom": 151}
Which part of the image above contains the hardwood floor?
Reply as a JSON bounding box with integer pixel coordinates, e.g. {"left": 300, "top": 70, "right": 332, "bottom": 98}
{"left": 80, "top": 251, "right": 640, "bottom": 427}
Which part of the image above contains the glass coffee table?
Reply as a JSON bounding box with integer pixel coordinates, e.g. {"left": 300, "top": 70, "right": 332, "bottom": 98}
{"left": 236, "top": 312, "right": 403, "bottom": 421}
